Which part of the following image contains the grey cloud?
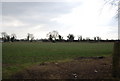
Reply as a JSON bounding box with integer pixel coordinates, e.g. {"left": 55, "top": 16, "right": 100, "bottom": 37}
{"left": 2, "top": 2, "right": 80, "bottom": 16}
{"left": 2, "top": 2, "right": 81, "bottom": 28}
{"left": 2, "top": 2, "right": 82, "bottom": 38}
{"left": 2, "top": 1, "right": 117, "bottom": 39}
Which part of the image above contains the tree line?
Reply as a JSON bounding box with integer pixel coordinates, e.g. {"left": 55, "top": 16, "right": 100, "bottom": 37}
{"left": 0, "top": 31, "right": 116, "bottom": 43}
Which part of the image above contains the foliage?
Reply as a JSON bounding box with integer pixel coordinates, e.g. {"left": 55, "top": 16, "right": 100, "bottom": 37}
{"left": 11, "top": 33, "right": 17, "bottom": 42}
{"left": 67, "top": 34, "right": 75, "bottom": 41}
{"left": 1, "top": 32, "right": 17, "bottom": 42}
{"left": 47, "top": 30, "right": 59, "bottom": 41}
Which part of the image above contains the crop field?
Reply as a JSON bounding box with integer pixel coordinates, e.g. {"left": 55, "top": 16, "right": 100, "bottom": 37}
{"left": 2, "top": 42, "right": 114, "bottom": 78}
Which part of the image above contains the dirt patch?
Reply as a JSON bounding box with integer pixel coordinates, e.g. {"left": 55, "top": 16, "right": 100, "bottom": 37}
{"left": 11, "top": 57, "right": 116, "bottom": 79}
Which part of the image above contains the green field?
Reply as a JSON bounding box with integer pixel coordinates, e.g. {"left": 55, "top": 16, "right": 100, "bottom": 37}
{"left": 2, "top": 42, "right": 114, "bottom": 78}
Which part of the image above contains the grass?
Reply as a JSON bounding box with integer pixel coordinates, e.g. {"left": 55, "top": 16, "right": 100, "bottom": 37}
{"left": 2, "top": 42, "right": 114, "bottom": 78}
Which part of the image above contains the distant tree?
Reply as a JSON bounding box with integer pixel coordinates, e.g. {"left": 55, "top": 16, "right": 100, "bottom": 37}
{"left": 27, "top": 33, "right": 34, "bottom": 42}
{"left": 1, "top": 32, "right": 10, "bottom": 42}
{"left": 51, "top": 30, "right": 59, "bottom": 40}
{"left": 97, "top": 36, "right": 99, "bottom": 41}
{"left": 27, "top": 33, "right": 30, "bottom": 41}
{"left": 30, "top": 34, "right": 34, "bottom": 42}
{"left": 58, "top": 35, "right": 63, "bottom": 41}
{"left": 6, "top": 35, "right": 10, "bottom": 42}
{"left": 94, "top": 37, "right": 96, "bottom": 41}
{"left": 67, "top": 34, "right": 74, "bottom": 42}
{"left": 86, "top": 37, "right": 90, "bottom": 41}
{"left": 1, "top": 32, "right": 7, "bottom": 38}
{"left": 96, "top": 36, "right": 101, "bottom": 41}
{"left": 49, "top": 34, "right": 53, "bottom": 41}
{"left": 11, "top": 33, "right": 17, "bottom": 42}
{"left": 78, "top": 35, "right": 82, "bottom": 41}
{"left": 58, "top": 35, "right": 62, "bottom": 40}
{"left": 47, "top": 30, "right": 59, "bottom": 42}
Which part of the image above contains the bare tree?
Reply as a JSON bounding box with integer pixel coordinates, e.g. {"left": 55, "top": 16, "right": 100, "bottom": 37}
{"left": 11, "top": 33, "right": 17, "bottom": 42}
{"left": 47, "top": 32, "right": 53, "bottom": 41}
{"left": 94, "top": 37, "right": 97, "bottom": 41}
{"left": 27, "top": 33, "right": 34, "bottom": 42}
{"left": 1, "top": 32, "right": 7, "bottom": 38}
{"left": 78, "top": 35, "right": 82, "bottom": 41}
{"left": 51, "top": 30, "right": 59, "bottom": 40}
{"left": 47, "top": 30, "right": 59, "bottom": 42}
{"left": 1, "top": 32, "right": 8, "bottom": 42}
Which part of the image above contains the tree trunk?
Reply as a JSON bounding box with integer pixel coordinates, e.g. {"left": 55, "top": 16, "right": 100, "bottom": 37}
{"left": 112, "top": 42, "right": 120, "bottom": 78}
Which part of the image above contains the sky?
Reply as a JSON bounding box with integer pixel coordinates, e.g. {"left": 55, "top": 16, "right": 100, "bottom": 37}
{"left": 0, "top": 0, "right": 118, "bottom": 40}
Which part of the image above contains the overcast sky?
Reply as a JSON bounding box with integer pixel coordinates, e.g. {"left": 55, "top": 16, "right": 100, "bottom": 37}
{"left": 0, "top": 0, "right": 118, "bottom": 39}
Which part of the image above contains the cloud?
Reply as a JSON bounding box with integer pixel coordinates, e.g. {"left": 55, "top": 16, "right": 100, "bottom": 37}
{"left": 1, "top": 1, "right": 118, "bottom": 39}
{"left": 1, "top": 2, "right": 81, "bottom": 39}
{"left": 50, "top": 0, "right": 118, "bottom": 39}
{"left": 2, "top": 16, "right": 28, "bottom": 27}
{"left": 2, "top": 2, "right": 80, "bottom": 16}
{"left": 2, "top": 2, "right": 81, "bottom": 25}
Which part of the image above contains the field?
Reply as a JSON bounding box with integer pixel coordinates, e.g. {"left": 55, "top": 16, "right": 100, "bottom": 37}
{"left": 2, "top": 42, "right": 114, "bottom": 79}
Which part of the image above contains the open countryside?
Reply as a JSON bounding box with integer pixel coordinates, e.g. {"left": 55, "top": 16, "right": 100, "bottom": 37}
{"left": 1, "top": 0, "right": 120, "bottom": 80}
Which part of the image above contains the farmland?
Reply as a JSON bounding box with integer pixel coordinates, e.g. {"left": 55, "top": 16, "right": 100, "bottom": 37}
{"left": 2, "top": 42, "right": 114, "bottom": 79}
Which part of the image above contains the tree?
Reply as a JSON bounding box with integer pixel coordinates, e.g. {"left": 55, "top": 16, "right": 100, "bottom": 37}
{"left": 27, "top": 33, "right": 34, "bottom": 42}
{"left": 58, "top": 35, "right": 63, "bottom": 41}
{"left": 27, "top": 33, "right": 30, "bottom": 41}
{"left": 47, "top": 32, "right": 52, "bottom": 41}
{"left": 67, "top": 34, "right": 74, "bottom": 42}
{"left": 49, "top": 34, "right": 53, "bottom": 41}
{"left": 1, "top": 32, "right": 9, "bottom": 42}
{"left": 97, "top": 36, "right": 100, "bottom": 41}
{"left": 11, "top": 33, "right": 17, "bottom": 42}
{"left": 6, "top": 35, "right": 10, "bottom": 42}
{"left": 47, "top": 30, "right": 59, "bottom": 42}
{"left": 1, "top": 32, "right": 7, "bottom": 38}
{"left": 86, "top": 37, "right": 90, "bottom": 41}
{"left": 51, "top": 30, "right": 59, "bottom": 40}
{"left": 78, "top": 35, "right": 82, "bottom": 41}
{"left": 94, "top": 37, "right": 96, "bottom": 41}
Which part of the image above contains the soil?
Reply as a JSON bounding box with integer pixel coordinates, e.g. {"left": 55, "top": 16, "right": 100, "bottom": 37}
{"left": 11, "top": 56, "right": 119, "bottom": 80}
